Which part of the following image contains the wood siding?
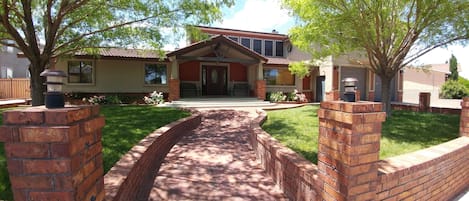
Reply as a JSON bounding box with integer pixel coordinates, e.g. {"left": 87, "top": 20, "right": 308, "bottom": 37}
{"left": 0, "top": 78, "right": 30, "bottom": 99}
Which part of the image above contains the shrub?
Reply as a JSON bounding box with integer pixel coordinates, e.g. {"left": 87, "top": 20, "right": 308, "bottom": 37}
{"left": 269, "top": 91, "right": 286, "bottom": 102}
{"left": 440, "top": 80, "right": 468, "bottom": 99}
{"left": 458, "top": 77, "right": 469, "bottom": 89}
{"left": 83, "top": 95, "right": 107, "bottom": 105}
{"left": 143, "top": 91, "right": 165, "bottom": 105}
{"left": 287, "top": 91, "right": 297, "bottom": 101}
{"left": 106, "top": 95, "right": 122, "bottom": 104}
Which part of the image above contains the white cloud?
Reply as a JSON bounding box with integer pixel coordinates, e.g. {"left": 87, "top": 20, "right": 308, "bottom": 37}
{"left": 215, "top": 0, "right": 291, "bottom": 34}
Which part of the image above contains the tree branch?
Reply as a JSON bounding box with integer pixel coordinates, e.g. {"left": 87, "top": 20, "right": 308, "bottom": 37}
{"left": 402, "top": 36, "right": 466, "bottom": 67}
{"left": 53, "top": 8, "right": 182, "bottom": 55}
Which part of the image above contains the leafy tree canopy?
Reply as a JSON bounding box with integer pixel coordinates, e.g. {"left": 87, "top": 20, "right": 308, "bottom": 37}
{"left": 282, "top": 0, "right": 468, "bottom": 115}
{"left": 0, "top": 0, "right": 233, "bottom": 105}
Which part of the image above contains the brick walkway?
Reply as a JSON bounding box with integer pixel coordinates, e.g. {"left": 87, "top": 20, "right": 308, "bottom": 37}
{"left": 149, "top": 109, "right": 288, "bottom": 201}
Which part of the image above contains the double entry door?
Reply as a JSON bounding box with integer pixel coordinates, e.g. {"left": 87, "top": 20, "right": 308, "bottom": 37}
{"left": 202, "top": 65, "right": 227, "bottom": 96}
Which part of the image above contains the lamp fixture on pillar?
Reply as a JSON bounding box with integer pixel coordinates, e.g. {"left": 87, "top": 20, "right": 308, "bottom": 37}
{"left": 342, "top": 77, "right": 358, "bottom": 102}
{"left": 40, "top": 69, "right": 67, "bottom": 108}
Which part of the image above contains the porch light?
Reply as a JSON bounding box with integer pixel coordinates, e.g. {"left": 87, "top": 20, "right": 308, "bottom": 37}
{"left": 40, "top": 69, "right": 67, "bottom": 108}
{"left": 342, "top": 77, "right": 358, "bottom": 102}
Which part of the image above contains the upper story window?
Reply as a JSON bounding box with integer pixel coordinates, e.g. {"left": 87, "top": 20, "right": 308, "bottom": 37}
{"left": 68, "top": 61, "right": 93, "bottom": 84}
{"left": 253, "top": 39, "right": 262, "bottom": 54}
{"left": 264, "top": 40, "right": 273, "bottom": 56}
{"left": 228, "top": 36, "right": 238, "bottom": 43}
{"left": 144, "top": 64, "right": 167, "bottom": 85}
{"left": 241, "top": 38, "right": 251, "bottom": 49}
{"left": 275, "top": 41, "right": 284, "bottom": 57}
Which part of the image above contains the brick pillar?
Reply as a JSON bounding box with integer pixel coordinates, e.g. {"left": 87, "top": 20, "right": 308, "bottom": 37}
{"left": 0, "top": 105, "right": 105, "bottom": 201}
{"left": 419, "top": 92, "right": 431, "bottom": 112}
{"left": 355, "top": 90, "right": 361, "bottom": 102}
{"left": 256, "top": 80, "right": 266, "bottom": 100}
{"left": 367, "top": 91, "right": 375, "bottom": 102}
{"left": 326, "top": 90, "right": 340, "bottom": 101}
{"left": 168, "top": 79, "right": 180, "bottom": 101}
{"left": 318, "top": 101, "right": 385, "bottom": 201}
{"left": 460, "top": 97, "right": 469, "bottom": 137}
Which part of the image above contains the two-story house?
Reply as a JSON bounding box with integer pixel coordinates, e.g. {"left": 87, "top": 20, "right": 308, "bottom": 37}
{"left": 0, "top": 40, "right": 30, "bottom": 78}
{"left": 54, "top": 26, "right": 402, "bottom": 102}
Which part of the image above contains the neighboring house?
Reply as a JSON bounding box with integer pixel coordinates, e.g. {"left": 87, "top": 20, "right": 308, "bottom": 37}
{"left": 0, "top": 40, "right": 30, "bottom": 78}
{"left": 54, "top": 26, "right": 402, "bottom": 102}
{"left": 403, "top": 63, "right": 460, "bottom": 103}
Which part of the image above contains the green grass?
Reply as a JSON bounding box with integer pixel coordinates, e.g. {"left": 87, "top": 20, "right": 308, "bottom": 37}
{"left": 0, "top": 105, "right": 190, "bottom": 201}
{"left": 262, "top": 105, "right": 460, "bottom": 164}
{"left": 100, "top": 105, "right": 190, "bottom": 172}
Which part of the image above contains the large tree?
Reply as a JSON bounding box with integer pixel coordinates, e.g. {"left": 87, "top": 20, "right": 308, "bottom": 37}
{"left": 449, "top": 54, "right": 458, "bottom": 80}
{"left": 0, "top": 0, "right": 233, "bottom": 106}
{"left": 283, "top": 0, "right": 469, "bottom": 116}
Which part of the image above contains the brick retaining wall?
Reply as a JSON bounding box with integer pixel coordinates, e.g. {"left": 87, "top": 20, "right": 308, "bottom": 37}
{"left": 392, "top": 102, "right": 461, "bottom": 115}
{"left": 250, "top": 110, "right": 321, "bottom": 200}
{"left": 104, "top": 113, "right": 201, "bottom": 201}
{"left": 376, "top": 137, "right": 469, "bottom": 200}
{"left": 253, "top": 101, "right": 469, "bottom": 201}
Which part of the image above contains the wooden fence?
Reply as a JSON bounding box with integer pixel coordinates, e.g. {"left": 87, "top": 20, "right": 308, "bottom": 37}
{"left": 0, "top": 78, "right": 30, "bottom": 99}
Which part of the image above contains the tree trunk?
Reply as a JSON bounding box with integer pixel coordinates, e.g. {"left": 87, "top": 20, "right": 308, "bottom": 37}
{"left": 29, "top": 62, "right": 46, "bottom": 106}
{"left": 380, "top": 76, "right": 393, "bottom": 117}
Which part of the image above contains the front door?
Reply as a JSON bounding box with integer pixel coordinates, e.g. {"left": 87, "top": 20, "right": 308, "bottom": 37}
{"left": 202, "top": 66, "right": 227, "bottom": 95}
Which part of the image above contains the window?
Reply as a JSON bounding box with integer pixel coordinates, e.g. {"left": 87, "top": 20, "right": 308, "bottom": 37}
{"left": 241, "top": 38, "right": 251, "bottom": 49}
{"left": 263, "top": 68, "right": 295, "bottom": 85}
{"left": 229, "top": 36, "right": 238, "bottom": 42}
{"left": 68, "top": 61, "right": 93, "bottom": 83}
{"left": 264, "top": 40, "right": 273, "bottom": 56}
{"left": 275, "top": 41, "right": 284, "bottom": 57}
{"left": 144, "top": 64, "right": 167, "bottom": 85}
{"left": 253, "top": 39, "right": 262, "bottom": 54}
{"left": 0, "top": 66, "right": 13, "bottom": 78}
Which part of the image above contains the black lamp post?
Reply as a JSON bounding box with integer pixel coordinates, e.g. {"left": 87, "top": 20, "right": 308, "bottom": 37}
{"left": 40, "top": 69, "right": 67, "bottom": 108}
{"left": 342, "top": 77, "right": 358, "bottom": 102}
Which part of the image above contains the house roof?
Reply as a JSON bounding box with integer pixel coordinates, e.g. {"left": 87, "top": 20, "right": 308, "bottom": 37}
{"left": 195, "top": 25, "right": 289, "bottom": 41}
{"left": 167, "top": 35, "right": 268, "bottom": 63}
{"left": 266, "top": 57, "right": 290, "bottom": 66}
{"left": 74, "top": 48, "right": 166, "bottom": 60}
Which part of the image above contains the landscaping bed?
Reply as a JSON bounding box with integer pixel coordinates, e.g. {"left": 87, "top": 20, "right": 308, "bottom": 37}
{"left": 0, "top": 105, "right": 190, "bottom": 201}
{"left": 261, "top": 105, "right": 460, "bottom": 164}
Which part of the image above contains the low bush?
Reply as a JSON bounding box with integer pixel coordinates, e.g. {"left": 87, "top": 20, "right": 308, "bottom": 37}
{"left": 440, "top": 80, "right": 468, "bottom": 99}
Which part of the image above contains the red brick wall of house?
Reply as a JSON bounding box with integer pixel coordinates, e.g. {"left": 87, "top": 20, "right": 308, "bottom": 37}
{"left": 303, "top": 75, "right": 311, "bottom": 90}
{"left": 229, "top": 63, "right": 247, "bottom": 81}
{"left": 179, "top": 61, "right": 200, "bottom": 81}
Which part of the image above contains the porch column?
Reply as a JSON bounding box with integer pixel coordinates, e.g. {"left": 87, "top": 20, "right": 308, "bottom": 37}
{"left": 169, "top": 57, "right": 180, "bottom": 101}
{"left": 256, "top": 63, "right": 266, "bottom": 100}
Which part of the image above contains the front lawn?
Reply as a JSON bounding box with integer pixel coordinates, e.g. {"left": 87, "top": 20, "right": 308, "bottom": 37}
{"left": 0, "top": 105, "right": 190, "bottom": 201}
{"left": 262, "top": 105, "right": 460, "bottom": 164}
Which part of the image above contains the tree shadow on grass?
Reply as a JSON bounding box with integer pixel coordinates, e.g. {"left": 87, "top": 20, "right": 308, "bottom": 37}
{"left": 101, "top": 105, "right": 190, "bottom": 172}
{"left": 382, "top": 110, "right": 460, "bottom": 146}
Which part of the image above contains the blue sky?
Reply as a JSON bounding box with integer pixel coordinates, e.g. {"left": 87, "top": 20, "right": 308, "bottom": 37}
{"left": 181, "top": 0, "right": 469, "bottom": 77}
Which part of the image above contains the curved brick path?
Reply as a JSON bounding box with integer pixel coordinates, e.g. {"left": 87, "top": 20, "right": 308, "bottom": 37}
{"left": 149, "top": 109, "right": 288, "bottom": 201}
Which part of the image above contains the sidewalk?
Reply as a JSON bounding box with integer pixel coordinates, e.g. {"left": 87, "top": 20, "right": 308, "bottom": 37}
{"left": 149, "top": 109, "right": 288, "bottom": 201}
